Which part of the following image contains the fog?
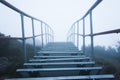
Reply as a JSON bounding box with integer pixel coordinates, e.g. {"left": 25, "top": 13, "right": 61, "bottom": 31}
{"left": 0, "top": 0, "right": 120, "bottom": 47}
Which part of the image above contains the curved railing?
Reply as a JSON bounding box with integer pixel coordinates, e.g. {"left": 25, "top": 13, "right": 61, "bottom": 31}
{"left": 67, "top": 0, "right": 120, "bottom": 60}
{"left": 0, "top": 0, "right": 54, "bottom": 62}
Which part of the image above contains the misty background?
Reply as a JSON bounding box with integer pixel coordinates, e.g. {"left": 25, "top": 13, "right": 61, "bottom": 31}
{"left": 0, "top": 0, "right": 120, "bottom": 79}
{"left": 0, "top": 0, "right": 120, "bottom": 48}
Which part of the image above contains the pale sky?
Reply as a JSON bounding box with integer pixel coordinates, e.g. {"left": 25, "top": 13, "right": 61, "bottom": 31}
{"left": 0, "top": 0, "right": 120, "bottom": 48}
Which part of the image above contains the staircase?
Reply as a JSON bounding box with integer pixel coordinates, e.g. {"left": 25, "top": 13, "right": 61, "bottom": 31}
{"left": 6, "top": 42, "right": 114, "bottom": 80}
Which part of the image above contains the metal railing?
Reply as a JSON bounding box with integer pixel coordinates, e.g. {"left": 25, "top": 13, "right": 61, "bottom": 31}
{"left": 67, "top": 0, "right": 120, "bottom": 60}
{"left": 0, "top": 0, "right": 54, "bottom": 62}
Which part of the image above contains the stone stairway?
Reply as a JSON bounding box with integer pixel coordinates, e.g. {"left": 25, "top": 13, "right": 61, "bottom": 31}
{"left": 5, "top": 42, "right": 114, "bottom": 80}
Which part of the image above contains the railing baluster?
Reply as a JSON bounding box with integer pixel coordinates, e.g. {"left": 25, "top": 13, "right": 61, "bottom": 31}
{"left": 73, "top": 25, "right": 75, "bottom": 44}
{"left": 83, "top": 18, "right": 85, "bottom": 54}
{"left": 21, "top": 14, "right": 27, "bottom": 62}
{"left": 45, "top": 24, "right": 47, "bottom": 44}
{"left": 40, "top": 21, "right": 43, "bottom": 48}
{"left": 74, "top": 25, "right": 75, "bottom": 45}
{"left": 48, "top": 27, "right": 50, "bottom": 42}
{"left": 89, "top": 11, "right": 94, "bottom": 60}
{"left": 67, "top": 0, "right": 102, "bottom": 59}
{"left": 31, "top": 18, "right": 36, "bottom": 55}
{"left": 47, "top": 26, "right": 49, "bottom": 43}
{"left": 49, "top": 27, "right": 50, "bottom": 42}
{"left": 52, "top": 29, "right": 54, "bottom": 42}
{"left": 0, "top": 0, "right": 54, "bottom": 63}
{"left": 77, "top": 21, "right": 79, "bottom": 48}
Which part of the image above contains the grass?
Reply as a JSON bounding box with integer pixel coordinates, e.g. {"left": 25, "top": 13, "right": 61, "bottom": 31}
{"left": 93, "top": 55, "right": 120, "bottom": 80}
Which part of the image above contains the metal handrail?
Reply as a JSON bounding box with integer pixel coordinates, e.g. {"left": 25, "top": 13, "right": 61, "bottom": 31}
{"left": 0, "top": 0, "right": 54, "bottom": 62}
{"left": 0, "top": 0, "right": 44, "bottom": 23}
{"left": 69, "top": 0, "right": 103, "bottom": 33}
{"left": 67, "top": 0, "right": 103, "bottom": 42}
{"left": 67, "top": 0, "right": 103, "bottom": 60}
{"left": 0, "top": 0, "right": 54, "bottom": 42}
{"left": 0, "top": 34, "right": 43, "bottom": 40}
{"left": 67, "top": 0, "right": 120, "bottom": 61}
{"left": 85, "top": 29, "right": 120, "bottom": 36}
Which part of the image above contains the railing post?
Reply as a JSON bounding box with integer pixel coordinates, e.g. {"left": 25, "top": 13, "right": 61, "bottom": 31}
{"left": 47, "top": 27, "right": 49, "bottom": 43}
{"left": 31, "top": 18, "right": 36, "bottom": 55}
{"left": 90, "top": 11, "right": 94, "bottom": 60}
{"left": 41, "top": 21, "right": 43, "bottom": 48}
{"left": 71, "top": 27, "right": 72, "bottom": 42}
{"left": 70, "top": 27, "right": 72, "bottom": 43}
{"left": 50, "top": 29, "right": 52, "bottom": 42}
{"left": 21, "top": 14, "right": 27, "bottom": 63}
{"left": 49, "top": 28, "right": 51, "bottom": 42}
{"left": 72, "top": 25, "right": 75, "bottom": 45}
{"left": 45, "top": 25, "right": 47, "bottom": 45}
{"left": 67, "top": 32, "right": 69, "bottom": 42}
{"left": 47, "top": 26, "right": 49, "bottom": 43}
{"left": 74, "top": 25, "right": 75, "bottom": 45}
{"left": 68, "top": 30, "right": 70, "bottom": 42}
{"left": 83, "top": 18, "right": 85, "bottom": 54}
{"left": 52, "top": 29, "right": 54, "bottom": 42}
{"left": 77, "top": 21, "right": 79, "bottom": 48}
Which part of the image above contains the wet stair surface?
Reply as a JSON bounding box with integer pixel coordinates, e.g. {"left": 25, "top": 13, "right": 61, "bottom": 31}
{"left": 6, "top": 42, "right": 114, "bottom": 80}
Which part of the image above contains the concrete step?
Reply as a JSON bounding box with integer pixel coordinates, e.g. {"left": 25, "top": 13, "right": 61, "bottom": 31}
{"left": 5, "top": 74, "right": 114, "bottom": 80}
{"left": 34, "top": 55, "right": 86, "bottom": 59}
{"left": 29, "top": 57, "right": 90, "bottom": 62}
{"left": 24, "top": 61, "right": 95, "bottom": 66}
{"left": 17, "top": 67, "right": 102, "bottom": 72}
{"left": 37, "top": 51, "right": 81, "bottom": 54}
